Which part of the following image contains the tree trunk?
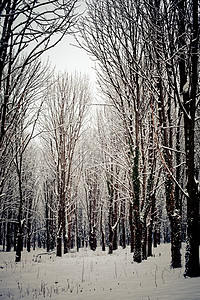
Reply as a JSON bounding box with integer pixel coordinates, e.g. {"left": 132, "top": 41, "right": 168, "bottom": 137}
{"left": 108, "top": 224, "right": 113, "bottom": 255}
{"left": 129, "top": 201, "right": 134, "bottom": 253}
{"left": 147, "top": 223, "right": 153, "bottom": 257}
{"left": 46, "top": 201, "right": 50, "bottom": 252}
{"left": 147, "top": 193, "right": 155, "bottom": 256}
{"left": 67, "top": 216, "right": 71, "bottom": 251}
{"left": 153, "top": 226, "right": 157, "bottom": 248}
{"left": 56, "top": 236, "right": 62, "bottom": 257}
{"left": 113, "top": 200, "right": 118, "bottom": 251}
{"left": 63, "top": 221, "right": 68, "bottom": 254}
{"left": 6, "top": 221, "right": 11, "bottom": 252}
{"left": 108, "top": 178, "right": 114, "bottom": 254}
{"left": 27, "top": 221, "right": 31, "bottom": 253}
{"left": 75, "top": 203, "right": 79, "bottom": 252}
{"left": 56, "top": 204, "right": 62, "bottom": 257}
{"left": 142, "top": 220, "right": 147, "bottom": 260}
{"left": 133, "top": 147, "right": 142, "bottom": 263}
{"left": 184, "top": 113, "right": 200, "bottom": 276}
{"left": 121, "top": 200, "right": 126, "bottom": 249}
{"left": 170, "top": 216, "right": 182, "bottom": 268}
{"left": 15, "top": 220, "right": 25, "bottom": 262}
{"left": 33, "top": 233, "right": 36, "bottom": 250}
{"left": 15, "top": 174, "right": 24, "bottom": 262}
{"left": 100, "top": 206, "right": 105, "bottom": 251}
{"left": 27, "top": 200, "right": 32, "bottom": 253}
{"left": 177, "top": 0, "right": 200, "bottom": 277}
{"left": 166, "top": 175, "right": 182, "bottom": 268}
{"left": 6, "top": 210, "right": 12, "bottom": 252}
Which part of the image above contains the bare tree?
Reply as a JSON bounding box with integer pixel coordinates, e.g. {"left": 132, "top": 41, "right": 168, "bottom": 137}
{"left": 0, "top": 0, "right": 80, "bottom": 202}
{"left": 144, "top": 0, "right": 199, "bottom": 275}
{"left": 41, "top": 72, "right": 90, "bottom": 256}
{"left": 79, "top": 0, "right": 163, "bottom": 263}
{"left": 176, "top": 0, "right": 200, "bottom": 277}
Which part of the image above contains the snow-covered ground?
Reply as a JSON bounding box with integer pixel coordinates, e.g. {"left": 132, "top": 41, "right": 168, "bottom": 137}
{"left": 0, "top": 244, "right": 199, "bottom": 300}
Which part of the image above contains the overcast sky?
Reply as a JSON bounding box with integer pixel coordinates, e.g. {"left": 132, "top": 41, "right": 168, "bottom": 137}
{"left": 41, "top": 0, "right": 99, "bottom": 95}
{"left": 42, "top": 31, "right": 96, "bottom": 79}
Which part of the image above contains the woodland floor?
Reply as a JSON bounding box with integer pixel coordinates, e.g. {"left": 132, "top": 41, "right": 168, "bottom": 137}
{"left": 0, "top": 243, "right": 200, "bottom": 300}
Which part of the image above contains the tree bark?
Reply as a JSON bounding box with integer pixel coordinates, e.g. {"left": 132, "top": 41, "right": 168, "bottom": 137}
{"left": 121, "top": 200, "right": 126, "bottom": 249}
{"left": 129, "top": 201, "right": 134, "bottom": 253}
{"left": 100, "top": 206, "right": 105, "bottom": 251}
{"left": 6, "top": 220, "right": 11, "bottom": 252}
{"left": 177, "top": 0, "right": 200, "bottom": 277}
{"left": 133, "top": 146, "right": 142, "bottom": 263}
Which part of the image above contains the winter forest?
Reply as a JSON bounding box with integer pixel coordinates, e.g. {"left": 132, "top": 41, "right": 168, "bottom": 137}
{"left": 0, "top": 0, "right": 200, "bottom": 299}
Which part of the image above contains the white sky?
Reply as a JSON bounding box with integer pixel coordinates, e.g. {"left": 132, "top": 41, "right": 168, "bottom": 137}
{"left": 41, "top": 33, "right": 99, "bottom": 97}
{"left": 41, "top": 31, "right": 96, "bottom": 78}
{"left": 41, "top": 0, "right": 97, "bottom": 79}
{"left": 41, "top": 33, "right": 102, "bottom": 124}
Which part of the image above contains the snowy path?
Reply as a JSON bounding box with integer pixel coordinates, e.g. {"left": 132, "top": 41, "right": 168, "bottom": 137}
{"left": 0, "top": 244, "right": 199, "bottom": 300}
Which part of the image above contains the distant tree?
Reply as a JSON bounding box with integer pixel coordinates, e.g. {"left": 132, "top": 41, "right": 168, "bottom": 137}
{"left": 41, "top": 72, "right": 90, "bottom": 256}
{"left": 96, "top": 109, "right": 127, "bottom": 254}
{"left": 79, "top": 0, "right": 163, "bottom": 263}
{"left": 13, "top": 62, "right": 46, "bottom": 262}
{"left": 0, "top": 1, "right": 80, "bottom": 260}
{"left": 0, "top": 0, "right": 79, "bottom": 196}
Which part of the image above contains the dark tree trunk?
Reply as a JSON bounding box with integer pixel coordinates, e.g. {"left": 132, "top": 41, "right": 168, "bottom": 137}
{"left": 158, "top": 72, "right": 182, "bottom": 267}
{"left": 121, "top": 200, "right": 126, "bottom": 249}
{"left": 177, "top": 0, "right": 200, "bottom": 277}
{"left": 63, "top": 222, "right": 68, "bottom": 254}
{"left": 75, "top": 203, "right": 79, "bottom": 252}
{"left": 33, "top": 233, "right": 36, "bottom": 250}
{"left": 108, "top": 224, "right": 113, "bottom": 255}
{"left": 108, "top": 178, "right": 114, "bottom": 254}
{"left": 100, "top": 206, "right": 105, "bottom": 251}
{"left": 6, "top": 210, "right": 12, "bottom": 252}
{"left": 15, "top": 174, "right": 24, "bottom": 262}
{"left": 56, "top": 236, "right": 62, "bottom": 257}
{"left": 27, "top": 201, "right": 32, "bottom": 253}
{"left": 101, "top": 231, "right": 105, "bottom": 251}
{"left": 113, "top": 200, "right": 118, "bottom": 251}
{"left": 129, "top": 202, "right": 134, "bottom": 253}
{"left": 147, "top": 223, "right": 153, "bottom": 257}
{"left": 170, "top": 216, "right": 182, "bottom": 268}
{"left": 154, "top": 226, "right": 157, "bottom": 248}
{"left": 133, "top": 147, "right": 142, "bottom": 263}
{"left": 90, "top": 227, "right": 97, "bottom": 251}
{"left": 56, "top": 204, "right": 62, "bottom": 257}
{"left": 147, "top": 193, "right": 156, "bottom": 257}
{"left": 3, "top": 221, "right": 6, "bottom": 251}
{"left": 6, "top": 221, "right": 11, "bottom": 252}
{"left": 50, "top": 203, "right": 55, "bottom": 251}
{"left": 142, "top": 220, "right": 147, "bottom": 260}
{"left": 46, "top": 201, "right": 50, "bottom": 252}
{"left": 166, "top": 175, "right": 182, "bottom": 268}
{"left": 15, "top": 220, "right": 25, "bottom": 262}
{"left": 27, "top": 222, "right": 31, "bottom": 253}
{"left": 184, "top": 0, "right": 200, "bottom": 277}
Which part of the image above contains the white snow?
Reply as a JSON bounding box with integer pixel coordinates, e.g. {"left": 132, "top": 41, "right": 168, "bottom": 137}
{"left": 0, "top": 244, "right": 200, "bottom": 300}
{"left": 182, "top": 80, "right": 190, "bottom": 94}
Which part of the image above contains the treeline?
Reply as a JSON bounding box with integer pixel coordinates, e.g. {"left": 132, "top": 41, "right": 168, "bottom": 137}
{"left": 0, "top": 0, "right": 199, "bottom": 279}
{"left": 78, "top": 0, "right": 200, "bottom": 277}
